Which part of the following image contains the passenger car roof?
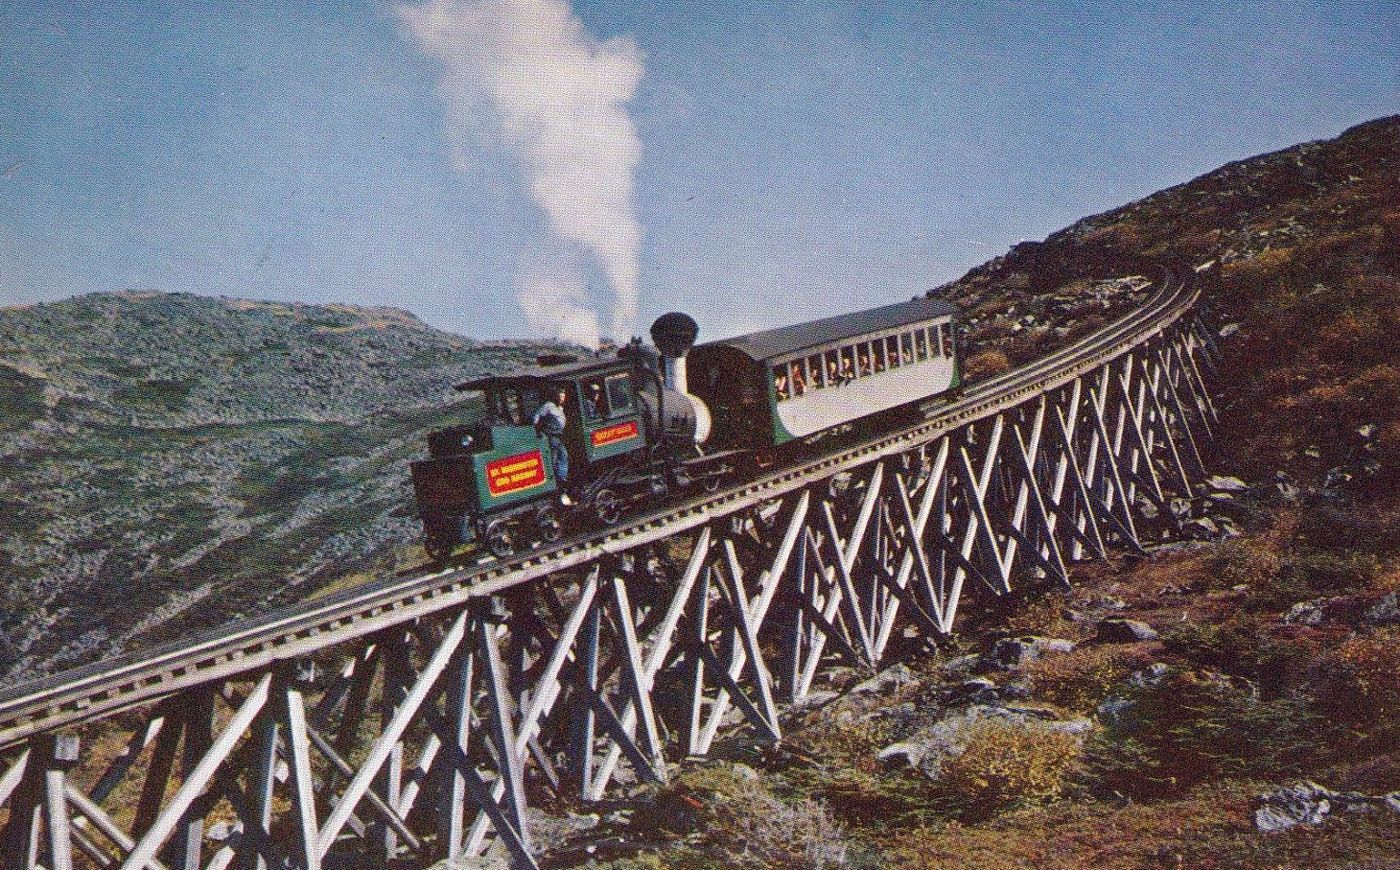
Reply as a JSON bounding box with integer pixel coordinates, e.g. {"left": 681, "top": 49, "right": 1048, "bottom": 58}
{"left": 699, "top": 296, "right": 957, "bottom": 363}
{"left": 455, "top": 356, "right": 626, "bottom": 392}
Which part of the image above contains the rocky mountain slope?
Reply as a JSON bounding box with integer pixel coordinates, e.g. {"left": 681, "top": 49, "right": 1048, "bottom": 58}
{"left": 0, "top": 292, "right": 563, "bottom": 683}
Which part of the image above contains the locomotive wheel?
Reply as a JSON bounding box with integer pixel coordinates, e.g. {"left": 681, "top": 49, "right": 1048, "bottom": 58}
{"left": 483, "top": 519, "right": 515, "bottom": 559}
{"left": 592, "top": 488, "right": 622, "bottom": 525}
{"left": 536, "top": 507, "right": 563, "bottom": 543}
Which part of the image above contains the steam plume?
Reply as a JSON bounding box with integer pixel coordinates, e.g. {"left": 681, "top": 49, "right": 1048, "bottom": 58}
{"left": 517, "top": 268, "right": 601, "bottom": 349}
{"left": 398, "top": 0, "right": 643, "bottom": 346}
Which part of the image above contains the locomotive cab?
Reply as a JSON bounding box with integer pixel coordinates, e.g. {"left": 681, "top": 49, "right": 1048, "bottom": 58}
{"left": 410, "top": 356, "right": 651, "bottom": 559}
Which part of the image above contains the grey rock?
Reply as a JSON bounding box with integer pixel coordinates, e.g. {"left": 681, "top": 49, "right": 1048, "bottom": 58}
{"left": 1000, "top": 678, "right": 1034, "bottom": 700}
{"left": 1254, "top": 781, "right": 1400, "bottom": 832}
{"left": 877, "top": 740, "right": 931, "bottom": 769}
{"left": 988, "top": 636, "right": 1075, "bottom": 668}
{"left": 941, "top": 653, "right": 983, "bottom": 674}
{"left": 1095, "top": 619, "right": 1159, "bottom": 643}
{"left": 1364, "top": 592, "right": 1400, "bottom": 627}
{"left": 1186, "top": 516, "right": 1219, "bottom": 539}
{"left": 1275, "top": 480, "right": 1302, "bottom": 503}
{"left": 1255, "top": 782, "right": 1334, "bottom": 832}
{"left": 849, "top": 663, "right": 915, "bottom": 696}
{"left": 1304, "top": 445, "right": 1323, "bottom": 459}
{"left": 1357, "top": 423, "right": 1377, "bottom": 440}
{"left": 790, "top": 689, "right": 840, "bottom": 709}
{"left": 206, "top": 821, "right": 241, "bottom": 842}
{"left": 1284, "top": 599, "right": 1327, "bottom": 626}
{"left": 951, "top": 677, "right": 1000, "bottom": 704}
{"left": 1206, "top": 474, "right": 1249, "bottom": 492}
{"left": 1219, "top": 323, "right": 1242, "bottom": 338}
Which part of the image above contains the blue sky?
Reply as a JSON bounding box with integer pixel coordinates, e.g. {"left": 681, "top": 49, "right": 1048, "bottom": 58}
{"left": 1, "top": 1, "right": 1396, "bottom": 343}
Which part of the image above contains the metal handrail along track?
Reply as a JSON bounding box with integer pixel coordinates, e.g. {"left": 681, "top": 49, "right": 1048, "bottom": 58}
{"left": 0, "top": 268, "right": 1200, "bottom": 747}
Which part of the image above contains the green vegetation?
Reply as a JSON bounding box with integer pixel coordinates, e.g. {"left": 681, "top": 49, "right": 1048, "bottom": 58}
{"left": 113, "top": 377, "right": 193, "bottom": 412}
{"left": 0, "top": 364, "right": 45, "bottom": 431}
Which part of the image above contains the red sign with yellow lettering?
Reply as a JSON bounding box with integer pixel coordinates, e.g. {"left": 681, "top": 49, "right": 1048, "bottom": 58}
{"left": 485, "top": 450, "right": 547, "bottom": 496}
{"left": 590, "top": 420, "right": 639, "bottom": 448}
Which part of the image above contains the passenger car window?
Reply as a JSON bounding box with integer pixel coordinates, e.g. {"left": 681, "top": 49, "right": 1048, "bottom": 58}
{"left": 914, "top": 329, "right": 928, "bottom": 361}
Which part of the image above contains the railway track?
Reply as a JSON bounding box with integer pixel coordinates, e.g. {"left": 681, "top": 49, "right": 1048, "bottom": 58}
{"left": 0, "top": 265, "right": 1205, "bottom": 750}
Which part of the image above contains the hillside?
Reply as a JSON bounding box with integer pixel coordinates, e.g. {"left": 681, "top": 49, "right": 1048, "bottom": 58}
{"left": 549, "top": 118, "right": 1400, "bottom": 869}
{"left": 0, "top": 292, "right": 564, "bottom": 683}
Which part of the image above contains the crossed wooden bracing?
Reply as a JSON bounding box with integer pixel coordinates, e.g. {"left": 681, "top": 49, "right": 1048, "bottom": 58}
{"left": 0, "top": 306, "right": 1220, "bottom": 870}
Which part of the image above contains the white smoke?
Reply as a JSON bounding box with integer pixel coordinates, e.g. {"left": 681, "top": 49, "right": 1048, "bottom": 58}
{"left": 516, "top": 268, "right": 601, "bottom": 349}
{"left": 397, "top": 0, "right": 644, "bottom": 346}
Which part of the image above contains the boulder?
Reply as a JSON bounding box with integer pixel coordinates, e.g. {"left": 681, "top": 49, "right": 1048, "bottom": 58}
{"left": 1365, "top": 592, "right": 1400, "bottom": 627}
{"left": 1284, "top": 599, "right": 1326, "bottom": 627}
{"left": 987, "top": 636, "right": 1075, "bottom": 669}
{"left": 941, "top": 653, "right": 983, "bottom": 674}
{"left": 849, "top": 663, "right": 915, "bottom": 696}
{"left": 1254, "top": 781, "right": 1400, "bottom": 832}
{"left": 1206, "top": 475, "right": 1249, "bottom": 492}
{"left": 1186, "top": 516, "right": 1219, "bottom": 539}
{"left": 1095, "top": 619, "right": 1159, "bottom": 643}
{"left": 1284, "top": 596, "right": 1365, "bottom": 627}
{"left": 950, "top": 677, "right": 999, "bottom": 704}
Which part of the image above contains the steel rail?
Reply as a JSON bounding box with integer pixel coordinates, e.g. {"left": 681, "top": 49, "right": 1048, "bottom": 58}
{"left": 0, "top": 268, "right": 1200, "bottom": 748}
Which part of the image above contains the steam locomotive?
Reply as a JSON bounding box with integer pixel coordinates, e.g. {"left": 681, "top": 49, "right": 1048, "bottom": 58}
{"left": 410, "top": 297, "right": 961, "bottom": 560}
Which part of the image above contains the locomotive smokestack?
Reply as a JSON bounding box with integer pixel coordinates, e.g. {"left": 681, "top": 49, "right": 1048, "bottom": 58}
{"left": 649, "top": 311, "right": 710, "bottom": 444}
{"left": 650, "top": 312, "right": 699, "bottom": 394}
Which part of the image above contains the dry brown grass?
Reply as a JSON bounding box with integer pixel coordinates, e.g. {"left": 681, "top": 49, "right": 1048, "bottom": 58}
{"left": 962, "top": 349, "right": 1012, "bottom": 382}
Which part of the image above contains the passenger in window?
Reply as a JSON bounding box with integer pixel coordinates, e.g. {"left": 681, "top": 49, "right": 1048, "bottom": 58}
{"left": 584, "top": 381, "right": 606, "bottom": 420}
{"left": 792, "top": 368, "right": 806, "bottom": 395}
{"left": 858, "top": 352, "right": 871, "bottom": 376}
{"left": 839, "top": 355, "right": 854, "bottom": 384}
{"left": 827, "top": 359, "right": 840, "bottom": 386}
{"left": 775, "top": 369, "right": 790, "bottom": 400}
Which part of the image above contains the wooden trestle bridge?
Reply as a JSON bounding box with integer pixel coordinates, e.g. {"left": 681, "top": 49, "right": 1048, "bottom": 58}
{"left": 0, "top": 264, "right": 1221, "bottom": 870}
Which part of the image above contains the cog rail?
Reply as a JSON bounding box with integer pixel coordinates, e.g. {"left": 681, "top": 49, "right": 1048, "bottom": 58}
{"left": 0, "top": 268, "right": 1201, "bottom": 748}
